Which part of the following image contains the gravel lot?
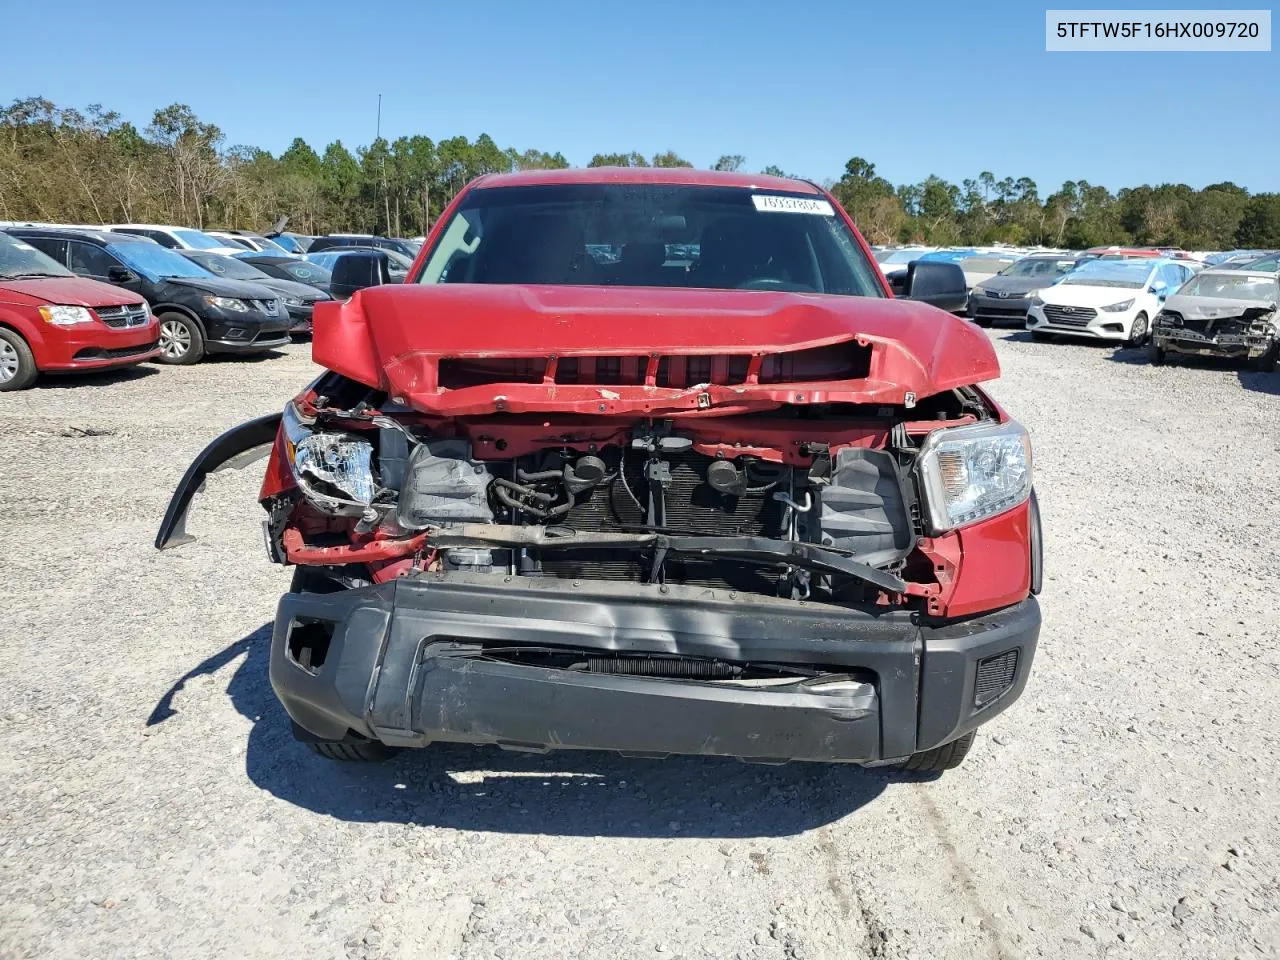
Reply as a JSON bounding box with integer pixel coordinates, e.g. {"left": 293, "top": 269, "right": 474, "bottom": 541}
{"left": 2, "top": 334, "right": 1278, "bottom": 960}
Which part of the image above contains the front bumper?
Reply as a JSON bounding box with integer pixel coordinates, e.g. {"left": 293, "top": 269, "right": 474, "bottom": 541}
{"left": 1153, "top": 324, "right": 1275, "bottom": 360}
{"left": 1027, "top": 304, "right": 1132, "bottom": 340}
{"left": 284, "top": 303, "right": 315, "bottom": 335}
{"left": 270, "top": 575, "right": 1040, "bottom": 763}
{"left": 969, "top": 293, "right": 1033, "bottom": 325}
{"left": 36, "top": 321, "right": 160, "bottom": 371}
{"left": 204, "top": 316, "right": 292, "bottom": 353}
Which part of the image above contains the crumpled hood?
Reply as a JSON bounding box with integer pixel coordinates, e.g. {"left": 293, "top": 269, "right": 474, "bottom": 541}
{"left": 312, "top": 284, "right": 1000, "bottom": 416}
{"left": 1163, "top": 292, "right": 1277, "bottom": 321}
{"left": 0, "top": 275, "right": 140, "bottom": 308}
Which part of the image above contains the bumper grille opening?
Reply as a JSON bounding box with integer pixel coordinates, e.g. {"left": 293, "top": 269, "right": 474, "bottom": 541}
{"left": 287, "top": 618, "right": 334, "bottom": 673}
{"left": 974, "top": 649, "right": 1019, "bottom": 706}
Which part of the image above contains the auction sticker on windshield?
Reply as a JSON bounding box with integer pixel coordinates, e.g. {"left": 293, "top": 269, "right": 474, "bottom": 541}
{"left": 751, "top": 195, "right": 835, "bottom": 216}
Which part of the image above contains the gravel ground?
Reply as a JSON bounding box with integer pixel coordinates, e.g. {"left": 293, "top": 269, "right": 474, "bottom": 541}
{"left": 1, "top": 334, "right": 1278, "bottom": 960}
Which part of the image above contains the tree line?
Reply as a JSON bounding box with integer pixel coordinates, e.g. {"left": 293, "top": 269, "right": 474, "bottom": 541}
{"left": 2, "top": 97, "right": 1277, "bottom": 249}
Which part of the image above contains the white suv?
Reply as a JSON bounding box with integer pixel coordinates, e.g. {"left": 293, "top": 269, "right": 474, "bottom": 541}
{"left": 1026, "top": 258, "right": 1196, "bottom": 346}
{"left": 104, "top": 224, "right": 244, "bottom": 257}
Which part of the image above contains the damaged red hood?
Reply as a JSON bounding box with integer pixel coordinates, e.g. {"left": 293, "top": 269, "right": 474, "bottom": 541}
{"left": 312, "top": 284, "right": 999, "bottom": 416}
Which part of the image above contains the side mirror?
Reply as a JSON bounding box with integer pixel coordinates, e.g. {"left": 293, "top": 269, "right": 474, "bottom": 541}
{"left": 899, "top": 261, "right": 968, "bottom": 313}
{"left": 329, "top": 251, "right": 392, "bottom": 299}
{"left": 1150, "top": 280, "right": 1168, "bottom": 297}
{"left": 107, "top": 265, "right": 138, "bottom": 283}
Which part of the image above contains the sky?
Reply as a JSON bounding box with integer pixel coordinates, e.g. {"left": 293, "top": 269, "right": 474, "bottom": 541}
{"left": 5, "top": 0, "right": 1278, "bottom": 193}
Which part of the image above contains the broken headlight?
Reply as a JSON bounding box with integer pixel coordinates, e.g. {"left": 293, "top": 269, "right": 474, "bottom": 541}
{"left": 916, "top": 420, "right": 1032, "bottom": 533}
{"left": 281, "top": 402, "right": 376, "bottom": 512}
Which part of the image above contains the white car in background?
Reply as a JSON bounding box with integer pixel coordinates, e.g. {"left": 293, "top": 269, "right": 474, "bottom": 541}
{"left": 105, "top": 223, "right": 245, "bottom": 257}
{"left": 873, "top": 247, "right": 936, "bottom": 279}
{"left": 1026, "top": 258, "right": 1198, "bottom": 346}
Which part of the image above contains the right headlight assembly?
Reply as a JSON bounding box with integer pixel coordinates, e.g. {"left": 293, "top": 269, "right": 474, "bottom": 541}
{"left": 916, "top": 420, "right": 1032, "bottom": 533}
{"left": 281, "top": 402, "right": 376, "bottom": 514}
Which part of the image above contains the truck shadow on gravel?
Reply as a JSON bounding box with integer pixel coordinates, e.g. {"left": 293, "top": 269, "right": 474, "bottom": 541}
{"left": 150, "top": 625, "right": 895, "bottom": 838}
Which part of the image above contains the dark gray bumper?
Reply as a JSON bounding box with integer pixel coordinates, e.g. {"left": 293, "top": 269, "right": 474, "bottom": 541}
{"left": 270, "top": 575, "right": 1040, "bottom": 763}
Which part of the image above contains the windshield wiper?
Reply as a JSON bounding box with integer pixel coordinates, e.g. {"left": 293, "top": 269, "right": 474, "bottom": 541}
{"left": 0, "top": 272, "right": 65, "bottom": 280}
{"left": 427, "top": 524, "right": 907, "bottom": 594}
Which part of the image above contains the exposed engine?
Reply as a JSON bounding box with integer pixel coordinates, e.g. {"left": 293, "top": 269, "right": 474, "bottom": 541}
{"left": 388, "top": 423, "right": 915, "bottom": 602}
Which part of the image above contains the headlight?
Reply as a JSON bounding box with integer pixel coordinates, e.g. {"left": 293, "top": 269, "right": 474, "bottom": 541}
{"left": 205, "top": 296, "right": 250, "bottom": 313}
{"left": 1029, "top": 296, "right": 1044, "bottom": 307}
{"left": 1101, "top": 299, "right": 1135, "bottom": 313}
{"left": 39, "top": 305, "right": 94, "bottom": 326}
{"left": 970, "top": 286, "right": 986, "bottom": 298}
{"left": 283, "top": 297, "right": 304, "bottom": 306}
{"left": 281, "top": 402, "right": 376, "bottom": 512}
{"left": 916, "top": 420, "right": 1032, "bottom": 533}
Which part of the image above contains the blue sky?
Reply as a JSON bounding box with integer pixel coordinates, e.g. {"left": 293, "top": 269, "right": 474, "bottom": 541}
{"left": 5, "top": 0, "right": 1277, "bottom": 192}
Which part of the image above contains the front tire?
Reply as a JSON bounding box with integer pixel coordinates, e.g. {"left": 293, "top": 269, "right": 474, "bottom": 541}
{"left": 1126, "top": 312, "right": 1149, "bottom": 348}
{"left": 1251, "top": 344, "right": 1279, "bottom": 373}
{"left": 1147, "top": 341, "right": 1167, "bottom": 366}
{"left": 895, "top": 732, "right": 975, "bottom": 774}
{"left": 0, "top": 328, "right": 38, "bottom": 391}
{"left": 306, "top": 733, "right": 400, "bottom": 762}
{"left": 157, "top": 312, "right": 205, "bottom": 365}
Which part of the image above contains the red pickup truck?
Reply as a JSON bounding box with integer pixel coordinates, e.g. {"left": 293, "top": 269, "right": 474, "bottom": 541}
{"left": 157, "top": 168, "right": 1041, "bottom": 774}
{"left": 0, "top": 231, "right": 159, "bottom": 390}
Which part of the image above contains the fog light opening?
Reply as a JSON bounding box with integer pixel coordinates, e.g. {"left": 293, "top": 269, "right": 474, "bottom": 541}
{"left": 288, "top": 618, "right": 334, "bottom": 673}
{"left": 974, "top": 649, "right": 1019, "bottom": 707}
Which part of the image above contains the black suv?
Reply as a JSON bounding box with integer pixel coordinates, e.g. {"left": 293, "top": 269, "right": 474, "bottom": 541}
{"left": 8, "top": 228, "right": 290, "bottom": 364}
{"left": 307, "top": 234, "right": 419, "bottom": 257}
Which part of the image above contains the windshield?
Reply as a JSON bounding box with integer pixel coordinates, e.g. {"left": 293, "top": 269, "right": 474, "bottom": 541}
{"left": 184, "top": 252, "right": 268, "bottom": 281}
{"left": 109, "top": 242, "right": 213, "bottom": 280}
{"left": 1060, "top": 260, "right": 1153, "bottom": 289}
{"left": 255, "top": 237, "right": 289, "bottom": 254}
{"left": 417, "top": 184, "right": 885, "bottom": 297}
{"left": 0, "top": 233, "right": 73, "bottom": 278}
{"left": 276, "top": 260, "right": 332, "bottom": 284}
{"left": 1176, "top": 273, "right": 1278, "bottom": 302}
{"left": 172, "top": 228, "right": 232, "bottom": 251}
{"left": 1000, "top": 257, "right": 1077, "bottom": 279}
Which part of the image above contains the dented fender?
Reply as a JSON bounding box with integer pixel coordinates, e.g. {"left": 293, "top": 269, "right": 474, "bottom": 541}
{"left": 154, "top": 413, "right": 283, "bottom": 550}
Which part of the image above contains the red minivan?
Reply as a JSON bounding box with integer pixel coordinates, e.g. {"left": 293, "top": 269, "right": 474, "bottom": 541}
{"left": 0, "top": 231, "right": 160, "bottom": 391}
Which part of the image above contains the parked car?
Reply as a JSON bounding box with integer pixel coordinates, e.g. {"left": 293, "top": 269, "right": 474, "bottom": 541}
{"left": 104, "top": 223, "right": 245, "bottom": 257}
{"left": 874, "top": 247, "right": 935, "bottom": 277}
{"left": 969, "top": 255, "right": 1081, "bottom": 327}
{"left": 180, "top": 251, "right": 331, "bottom": 338}
{"left": 155, "top": 167, "right": 1041, "bottom": 774}
{"left": 1149, "top": 269, "right": 1278, "bottom": 371}
{"left": 8, "top": 227, "right": 290, "bottom": 364}
{"left": 1236, "top": 252, "right": 1280, "bottom": 274}
{"left": 264, "top": 232, "right": 316, "bottom": 254}
{"left": 306, "top": 247, "right": 412, "bottom": 281}
{"left": 235, "top": 254, "right": 333, "bottom": 294}
{"left": 307, "top": 234, "right": 419, "bottom": 257}
{"left": 208, "top": 230, "right": 295, "bottom": 256}
{"left": 1026, "top": 258, "right": 1196, "bottom": 345}
{"left": 0, "top": 230, "right": 159, "bottom": 391}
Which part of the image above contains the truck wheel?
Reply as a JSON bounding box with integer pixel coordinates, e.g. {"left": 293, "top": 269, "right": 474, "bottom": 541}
{"left": 1251, "top": 345, "right": 1279, "bottom": 373}
{"left": 895, "top": 732, "right": 975, "bottom": 774}
{"left": 157, "top": 312, "right": 205, "bottom": 365}
{"left": 0, "top": 328, "right": 38, "bottom": 391}
{"left": 307, "top": 735, "right": 400, "bottom": 762}
{"left": 1147, "top": 341, "right": 1166, "bottom": 366}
